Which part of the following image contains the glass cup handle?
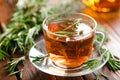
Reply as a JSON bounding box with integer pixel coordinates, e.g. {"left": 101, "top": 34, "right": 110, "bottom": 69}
{"left": 94, "top": 31, "right": 105, "bottom": 51}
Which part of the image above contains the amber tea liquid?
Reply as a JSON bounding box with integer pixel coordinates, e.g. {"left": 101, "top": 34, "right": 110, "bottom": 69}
{"left": 43, "top": 19, "right": 95, "bottom": 68}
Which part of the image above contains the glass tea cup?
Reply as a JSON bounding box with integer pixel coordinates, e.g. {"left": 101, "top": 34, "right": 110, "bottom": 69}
{"left": 42, "top": 13, "right": 105, "bottom": 69}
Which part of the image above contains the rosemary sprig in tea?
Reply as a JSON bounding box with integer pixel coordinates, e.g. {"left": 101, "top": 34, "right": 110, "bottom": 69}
{"left": 63, "top": 18, "right": 82, "bottom": 31}
{"left": 54, "top": 19, "right": 83, "bottom": 36}
{"left": 54, "top": 31, "right": 75, "bottom": 36}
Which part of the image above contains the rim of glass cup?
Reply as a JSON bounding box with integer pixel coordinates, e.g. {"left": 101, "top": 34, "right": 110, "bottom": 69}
{"left": 42, "top": 13, "right": 97, "bottom": 37}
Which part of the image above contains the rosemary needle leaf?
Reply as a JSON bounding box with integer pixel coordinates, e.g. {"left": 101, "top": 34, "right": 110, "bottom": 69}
{"left": 107, "top": 52, "right": 120, "bottom": 71}
{"left": 0, "top": 49, "right": 10, "bottom": 60}
{"left": 30, "top": 55, "right": 48, "bottom": 63}
{"left": 54, "top": 31, "right": 75, "bottom": 36}
{"left": 5, "top": 56, "right": 25, "bottom": 75}
{"left": 95, "top": 74, "right": 99, "bottom": 80}
{"left": 95, "top": 73, "right": 108, "bottom": 80}
{"left": 8, "top": 69, "right": 23, "bottom": 76}
{"left": 100, "top": 72, "right": 108, "bottom": 79}
{"left": 82, "top": 58, "right": 100, "bottom": 69}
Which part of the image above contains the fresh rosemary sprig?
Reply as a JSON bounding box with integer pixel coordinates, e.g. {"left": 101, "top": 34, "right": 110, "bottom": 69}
{"left": 54, "top": 31, "right": 75, "bottom": 36}
{"left": 5, "top": 56, "right": 25, "bottom": 76}
{"left": 107, "top": 52, "right": 120, "bottom": 71}
{"left": 95, "top": 72, "right": 108, "bottom": 80}
{"left": 63, "top": 18, "right": 82, "bottom": 31}
{"left": 95, "top": 30, "right": 120, "bottom": 71}
{"left": 82, "top": 58, "right": 100, "bottom": 69}
{"left": 82, "top": 46, "right": 109, "bottom": 70}
{"left": 30, "top": 54, "right": 48, "bottom": 63}
{"left": 0, "top": 2, "right": 43, "bottom": 59}
{"left": 30, "top": 56, "right": 44, "bottom": 63}
{"left": 54, "top": 19, "right": 83, "bottom": 36}
{"left": 100, "top": 72, "right": 108, "bottom": 79}
{"left": 0, "top": 0, "right": 82, "bottom": 59}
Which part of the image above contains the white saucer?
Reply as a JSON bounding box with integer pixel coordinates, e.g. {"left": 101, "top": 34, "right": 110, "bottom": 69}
{"left": 29, "top": 39, "right": 109, "bottom": 77}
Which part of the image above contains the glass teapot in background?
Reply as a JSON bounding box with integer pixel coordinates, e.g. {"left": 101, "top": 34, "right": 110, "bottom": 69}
{"left": 82, "top": 0, "right": 120, "bottom": 12}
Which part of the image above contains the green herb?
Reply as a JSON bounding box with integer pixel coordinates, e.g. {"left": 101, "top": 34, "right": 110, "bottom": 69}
{"left": 54, "top": 19, "right": 82, "bottom": 36}
{"left": 54, "top": 31, "right": 75, "bottom": 36}
{"left": 82, "top": 58, "right": 100, "bottom": 69}
{"left": 81, "top": 26, "right": 120, "bottom": 71}
{"left": 5, "top": 56, "right": 25, "bottom": 76}
{"left": 79, "top": 30, "right": 83, "bottom": 35}
{"left": 95, "top": 31, "right": 120, "bottom": 71}
{"left": 95, "top": 73, "right": 108, "bottom": 80}
{"left": 30, "top": 54, "right": 48, "bottom": 63}
{"left": 63, "top": 18, "right": 82, "bottom": 31}
{"left": 100, "top": 72, "right": 108, "bottom": 79}
{"left": 0, "top": 49, "right": 10, "bottom": 60}
{"left": 107, "top": 52, "right": 120, "bottom": 71}
{"left": 82, "top": 45, "right": 109, "bottom": 70}
{"left": 95, "top": 74, "right": 99, "bottom": 80}
{"left": 0, "top": 0, "right": 82, "bottom": 60}
{"left": 8, "top": 69, "right": 24, "bottom": 76}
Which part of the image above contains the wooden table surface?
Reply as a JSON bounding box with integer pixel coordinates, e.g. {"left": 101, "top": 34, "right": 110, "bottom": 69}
{"left": 0, "top": 0, "right": 120, "bottom": 80}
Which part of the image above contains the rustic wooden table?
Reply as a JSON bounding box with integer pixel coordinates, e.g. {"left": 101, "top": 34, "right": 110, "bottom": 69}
{"left": 0, "top": 0, "right": 120, "bottom": 80}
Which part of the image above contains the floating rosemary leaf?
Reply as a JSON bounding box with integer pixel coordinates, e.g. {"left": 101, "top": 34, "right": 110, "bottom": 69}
{"left": 79, "top": 30, "right": 83, "bottom": 35}
{"left": 63, "top": 18, "right": 82, "bottom": 31}
{"left": 53, "top": 18, "right": 83, "bottom": 36}
{"left": 54, "top": 31, "right": 75, "bottom": 36}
